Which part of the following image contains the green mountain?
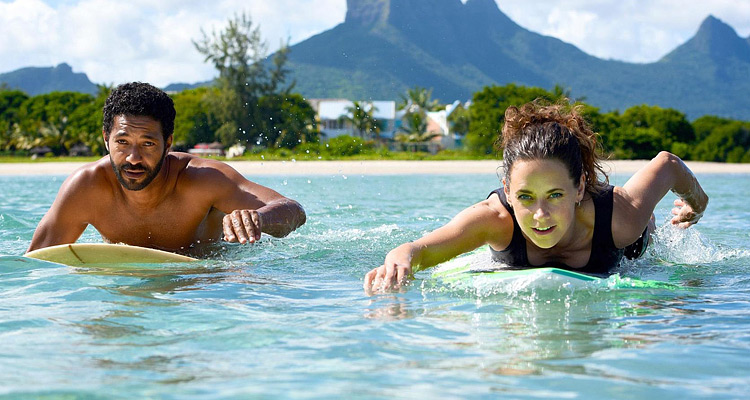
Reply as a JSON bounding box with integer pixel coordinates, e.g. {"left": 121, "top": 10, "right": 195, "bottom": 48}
{"left": 287, "top": 0, "right": 750, "bottom": 120}
{"left": 0, "top": 63, "right": 98, "bottom": 95}
{"left": 3, "top": 1, "right": 749, "bottom": 120}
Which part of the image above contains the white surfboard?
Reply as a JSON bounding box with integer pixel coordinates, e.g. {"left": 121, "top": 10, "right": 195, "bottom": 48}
{"left": 24, "top": 243, "right": 197, "bottom": 266}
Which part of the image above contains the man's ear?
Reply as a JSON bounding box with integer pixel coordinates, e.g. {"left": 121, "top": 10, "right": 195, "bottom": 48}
{"left": 165, "top": 135, "right": 173, "bottom": 152}
{"left": 102, "top": 130, "right": 109, "bottom": 152}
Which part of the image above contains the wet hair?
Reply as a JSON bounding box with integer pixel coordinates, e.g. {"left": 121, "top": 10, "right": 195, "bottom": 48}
{"left": 102, "top": 82, "right": 175, "bottom": 140}
{"left": 499, "top": 100, "right": 608, "bottom": 195}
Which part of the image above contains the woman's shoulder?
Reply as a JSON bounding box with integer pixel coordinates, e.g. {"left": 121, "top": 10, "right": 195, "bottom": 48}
{"left": 610, "top": 185, "right": 652, "bottom": 248}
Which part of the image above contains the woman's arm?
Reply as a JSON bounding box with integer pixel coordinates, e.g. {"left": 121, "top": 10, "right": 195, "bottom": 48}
{"left": 364, "top": 195, "right": 513, "bottom": 294}
{"left": 613, "top": 151, "right": 708, "bottom": 247}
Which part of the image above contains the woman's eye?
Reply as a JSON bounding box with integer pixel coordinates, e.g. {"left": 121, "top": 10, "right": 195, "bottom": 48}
{"left": 518, "top": 194, "right": 532, "bottom": 201}
{"left": 550, "top": 193, "right": 563, "bottom": 199}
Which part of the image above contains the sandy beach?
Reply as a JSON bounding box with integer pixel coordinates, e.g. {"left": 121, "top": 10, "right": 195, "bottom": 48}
{"left": 1, "top": 159, "right": 749, "bottom": 176}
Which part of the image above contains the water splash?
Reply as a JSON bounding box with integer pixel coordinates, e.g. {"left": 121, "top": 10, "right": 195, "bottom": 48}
{"left": 650, "top": 222, "right": 750, "bottom": 264}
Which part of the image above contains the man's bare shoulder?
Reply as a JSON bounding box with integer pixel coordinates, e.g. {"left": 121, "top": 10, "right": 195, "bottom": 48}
{"left": 65, "top": 156, "right": 114, "bottom": 188}
{"left": 174, "top": 152, "right": 243, "bottom": 182}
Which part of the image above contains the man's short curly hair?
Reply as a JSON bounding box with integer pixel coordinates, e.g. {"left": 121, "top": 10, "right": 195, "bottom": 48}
{"left": 102, "top": 82, "right": 175, "bottom": 140}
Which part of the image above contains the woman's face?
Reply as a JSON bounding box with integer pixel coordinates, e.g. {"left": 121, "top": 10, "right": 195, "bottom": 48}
{"left": 504, "top": 159, "right": 584, "bottom": 249}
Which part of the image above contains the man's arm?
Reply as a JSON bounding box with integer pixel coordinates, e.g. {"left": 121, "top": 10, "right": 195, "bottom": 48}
{"left": 26, "top": 170, "right": 94, "bottom": 252}
{"left": 194, "top": 159, "right": 306, "bottom": 244}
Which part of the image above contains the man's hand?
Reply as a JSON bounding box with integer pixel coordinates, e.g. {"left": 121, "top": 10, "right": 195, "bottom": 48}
{"left": 223, "top": 210, "right": 263, "bottom": 244}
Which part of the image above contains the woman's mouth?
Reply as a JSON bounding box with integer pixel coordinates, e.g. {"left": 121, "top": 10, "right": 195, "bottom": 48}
{"left": 532, "top": 226, "right": 556, "bottom": 235}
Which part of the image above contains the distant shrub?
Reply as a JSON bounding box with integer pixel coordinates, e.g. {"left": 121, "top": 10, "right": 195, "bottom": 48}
{"left": 324, "top": 135, "right": 375, "bottom": 157}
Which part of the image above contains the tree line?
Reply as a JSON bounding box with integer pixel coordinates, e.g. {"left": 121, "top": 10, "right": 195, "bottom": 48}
{"left": 1, "top": 12, "right": 749, "bottom": 162}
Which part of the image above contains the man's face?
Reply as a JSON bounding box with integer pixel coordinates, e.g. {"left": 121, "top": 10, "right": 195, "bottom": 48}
{"left": 105, "top": 114, "right": 171, "bottom": 191}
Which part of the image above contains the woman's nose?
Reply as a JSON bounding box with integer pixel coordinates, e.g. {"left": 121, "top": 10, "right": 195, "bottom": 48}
{"left": 533, "top": 203, "right": 549, "bottom": 220}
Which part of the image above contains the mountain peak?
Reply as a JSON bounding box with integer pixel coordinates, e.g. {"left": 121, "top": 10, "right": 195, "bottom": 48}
{"left": 53, "top": 63, "right": 73, "bottom": 73}
{"left": 664, "top": 15, "right": 750, "bottom": 63}
{"left": 0, "top": 63, "right": 97, "bottom": 95}
{"left": 345, "top": 0, "right": 390, "bottom": 27}
{"left": 344, "top": 0, "right": 518, "bottom": 33}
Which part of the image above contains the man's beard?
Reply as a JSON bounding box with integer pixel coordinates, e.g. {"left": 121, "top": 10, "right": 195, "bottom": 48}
{"left": 110, "top": 151, "right": 166, "bottom": 191}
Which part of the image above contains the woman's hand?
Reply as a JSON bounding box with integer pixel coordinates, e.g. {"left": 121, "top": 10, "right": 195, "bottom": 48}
{"left": 671, "top": 198, "right": 705, "bottom": 228}
{"left": 364, "top": 244, "right": 416, "bottom": 295}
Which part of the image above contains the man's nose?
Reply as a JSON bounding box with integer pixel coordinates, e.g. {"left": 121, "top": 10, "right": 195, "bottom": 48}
{"left": 126, "top": 146, "right": 142, "bottom": 164}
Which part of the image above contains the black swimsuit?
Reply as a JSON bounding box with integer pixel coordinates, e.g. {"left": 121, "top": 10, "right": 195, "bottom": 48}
{"left": 488, "top": 185, "right": 647, "bottom": 275}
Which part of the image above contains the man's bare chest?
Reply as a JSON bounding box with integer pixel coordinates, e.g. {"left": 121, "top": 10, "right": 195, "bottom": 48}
{"left": 91, "top": 197, "right": 218, "bottom": 250}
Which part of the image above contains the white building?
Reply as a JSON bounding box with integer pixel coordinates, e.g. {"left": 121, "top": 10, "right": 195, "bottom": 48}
{"left": 308, "top": 99, "right": 398, "bottom": 140}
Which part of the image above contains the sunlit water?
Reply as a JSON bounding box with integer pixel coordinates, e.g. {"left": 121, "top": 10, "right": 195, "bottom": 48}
{"left": 1, "top": 171, "right": 749, "bottom": 399}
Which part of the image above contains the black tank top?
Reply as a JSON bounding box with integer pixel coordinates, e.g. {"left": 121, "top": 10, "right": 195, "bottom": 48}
{"left": 488, "top": 185, "right": 623, "bottom": 275}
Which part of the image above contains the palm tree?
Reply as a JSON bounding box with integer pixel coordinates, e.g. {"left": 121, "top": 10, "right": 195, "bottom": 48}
{"left": 397, "top": 86, "right": 441, "bottom": 113}
{"left": 341, "top": 101, "right": 382, "bottom": 142}
{"left": 395, "top": 109, "right": 440, "bottom": 152}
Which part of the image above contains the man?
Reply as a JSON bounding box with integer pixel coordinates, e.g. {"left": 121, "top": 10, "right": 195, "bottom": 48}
{"left": 27, "top": 82, "right": 305, "bottom": 253}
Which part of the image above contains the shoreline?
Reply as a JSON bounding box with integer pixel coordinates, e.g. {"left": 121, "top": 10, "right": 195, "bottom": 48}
{"left": 1, "top": 159, "right": 750, "bottom": 176}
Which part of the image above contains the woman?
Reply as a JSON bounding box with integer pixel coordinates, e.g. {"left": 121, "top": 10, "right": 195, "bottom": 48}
{"left": 364, "top": 101, "right": 708, "bottom": 293}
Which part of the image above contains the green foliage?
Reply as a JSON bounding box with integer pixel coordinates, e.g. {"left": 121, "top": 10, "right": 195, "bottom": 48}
{"left": 397, "top": 86, "right": 442, "bottom": 112}
{"left": 0, "top": 89, "right": 29, "bottom": 123}
{"left": 2, "top": 78, "right": 749, "bottom": 163}
{"left": 466, "top": 84, "right": 557, "bottom": 155}
{"left": 324, "top": 135, "right": 376, "bottom": 157}
{"left": 691, "top": 115, "right": 733, "bottom": 142}
{"left": 691, "top": 121, "right": 750, "bottom": 162}
{"left": 605, "top": 126, "right": 667, "bottom": 160}
{"left": 341, "top": 101, "right": 381, "bottom": 142}
{"left": 171, "top": 87, "right": 221, "bottom": 148}
{"left": 619, "top": 105, "right": 695, "bottom": 144}
{"left": 14, "top": 91, "right": 96, "bottom": 154}
{"left": 193, "top": 12, "right": 308, "bottom": 148}
{"left": 397, "top": 110, "right": 428, "bottom": 139}
{"left": 258, "top": 93, "right": 319, "bottom": 148}
{"left": 447, "top": 104, "right": 470, "bottom": 137}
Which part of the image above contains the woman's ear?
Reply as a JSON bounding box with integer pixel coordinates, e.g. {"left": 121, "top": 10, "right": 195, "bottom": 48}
{"left": 503, "top": 178, "right": 509, "bottom": 195}
{"left": 577, "top": 174, "right": 585, "bottom": 202}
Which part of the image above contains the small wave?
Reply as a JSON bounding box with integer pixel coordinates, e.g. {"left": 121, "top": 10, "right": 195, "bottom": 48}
{"left": 302, "top": 224, "right": 401, "bottom": 244}
{"left": 650, "top": 223, "right": 750, "bottom": 264}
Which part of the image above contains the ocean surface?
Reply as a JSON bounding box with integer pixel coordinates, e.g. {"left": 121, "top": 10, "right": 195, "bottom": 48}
{"left": 1, "top": 171, "right": 749, "bottom": 399}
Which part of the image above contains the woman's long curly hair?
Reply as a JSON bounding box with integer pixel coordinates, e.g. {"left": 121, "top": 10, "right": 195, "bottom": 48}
{"left": 498, "top": 100, "right": 608, "bottom": 195}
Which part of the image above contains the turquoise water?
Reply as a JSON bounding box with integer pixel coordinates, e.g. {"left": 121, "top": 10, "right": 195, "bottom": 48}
{"left": 1, "top": 171, "right": 749, "bottom": 399}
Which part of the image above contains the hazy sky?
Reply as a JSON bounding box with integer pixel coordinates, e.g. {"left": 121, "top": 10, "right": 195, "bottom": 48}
{"left": 1, "top": 0, "right": 749, "bottom": 87}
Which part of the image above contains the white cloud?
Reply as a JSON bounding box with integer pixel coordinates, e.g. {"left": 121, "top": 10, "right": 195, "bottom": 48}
{"left": 496, "top": 0, "right": 750, "bottom": 63}
{"left": 0, "top": 0, "right": 346, "bottom": 86}
{"left": 1, "top": 0, "right": 749, "bottom": 86}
